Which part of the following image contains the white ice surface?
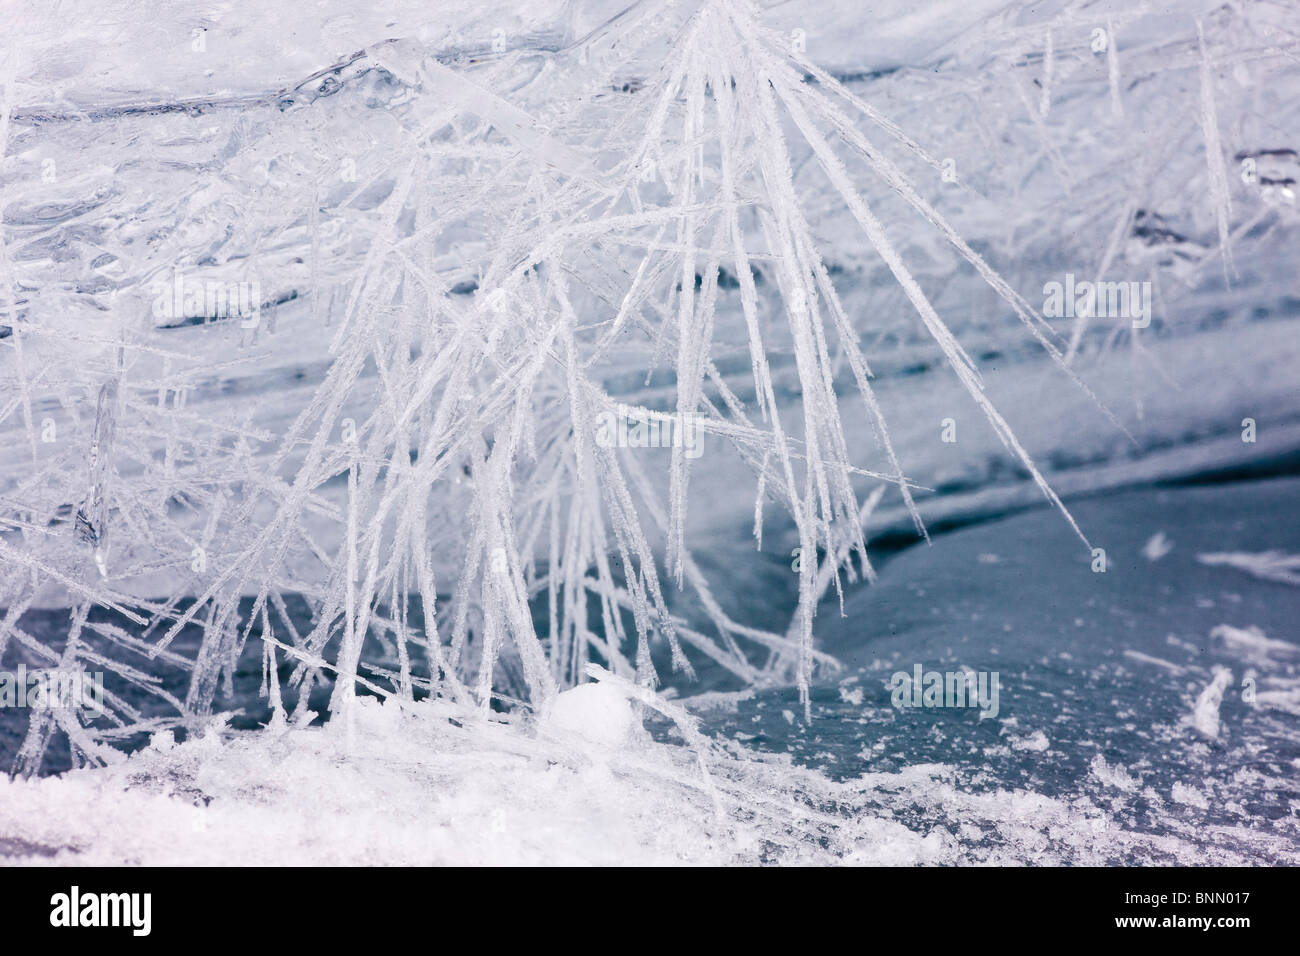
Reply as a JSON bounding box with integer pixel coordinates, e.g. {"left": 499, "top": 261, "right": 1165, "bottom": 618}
{"left": 4, "top": 688, "right": 1293, "bottom": 866}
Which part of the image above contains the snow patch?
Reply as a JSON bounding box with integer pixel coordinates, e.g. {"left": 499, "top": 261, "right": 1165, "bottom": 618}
{"left": 544, "top": 682, "right": 640, "bottom": 751}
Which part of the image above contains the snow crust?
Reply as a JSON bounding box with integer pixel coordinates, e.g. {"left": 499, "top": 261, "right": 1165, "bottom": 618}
{"left": 5, "top": 684, "right": 1292, "bottom": 866}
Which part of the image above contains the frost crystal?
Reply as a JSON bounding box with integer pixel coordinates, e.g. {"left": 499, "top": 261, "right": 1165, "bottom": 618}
{"left": 0, "top": 2, "right": 1298, "bottom": 870}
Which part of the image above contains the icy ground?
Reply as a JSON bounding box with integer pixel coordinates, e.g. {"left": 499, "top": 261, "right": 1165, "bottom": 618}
{"left": 0, "top": 680, "right": 970, "bottom": 866}
{"left": 690, "top": 476, "right": 1300, "bottom": 864}
{"left": 3, "top": 477, "right": 1297, "bottom": 865}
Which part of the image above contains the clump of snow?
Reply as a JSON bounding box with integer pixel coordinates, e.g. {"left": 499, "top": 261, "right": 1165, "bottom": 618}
{"left": 1010, "top": 730, "right": 1050, "bottom": 752}
{"left": 1192, "top": 666, "right": 1233, "bottom": 739}
{"left": 838, "top": 683, "right": 865, "bottom": 707}
{"left": 1090, "top": 754, "right": 1139, "bottom": 791}
{"left": 1141, "top": 531, "right": 1173, "bottom": 561}
{"left": 544, "top": 682, "right": 640, "bottom": 751}
{"left": 1171, "top": 782, "right": 1211, "bottom": 810}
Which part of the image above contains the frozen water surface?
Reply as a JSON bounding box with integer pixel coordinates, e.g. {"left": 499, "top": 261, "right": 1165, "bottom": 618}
{"left": 688, "top": 477, "right": 1300, "bottom": 863}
